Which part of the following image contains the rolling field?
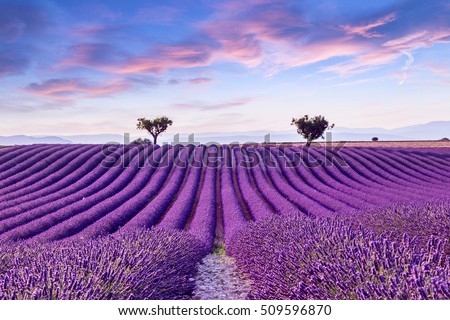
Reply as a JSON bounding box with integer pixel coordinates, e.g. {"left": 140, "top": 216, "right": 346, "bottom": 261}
{"left": 0, "top": 143, "right": 449, "bottom": 299}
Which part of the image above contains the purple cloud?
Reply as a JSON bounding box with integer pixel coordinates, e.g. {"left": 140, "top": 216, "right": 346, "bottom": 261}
{"left": 59, "top": 43, "right": 130, "bottom": 69}
{"left": 113, "top": 41, "right": 215, "bottom": 74}
{"left": 24, "top": 78, "right": 131, "bottom": 100}
{"left": 72, "top": 24, "right": 128, "bottom": 38}
{"left": 0, "top": 2, "right": 48, "bottom": 43}
{"left": 341, "top": 12, "right": 397, "bottom": 38}
{"left": 49, "top": 0, "right": 450, "bottom": 80}
{"left": 172, "top": 98, "right": 252, "bottom": 111}
{"left": 168, "top": 77, "right": 213, "bottom": 85}
{"left": 0, "top": 49, "right": 29, "bottom": 77}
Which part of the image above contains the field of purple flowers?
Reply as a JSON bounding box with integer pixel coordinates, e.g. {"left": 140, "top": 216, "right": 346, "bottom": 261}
{"left": 228, "top": 204, "right": 449, "bottom": 299}
{"left": 0, "top": 144, "right": 449, "bottom": 299}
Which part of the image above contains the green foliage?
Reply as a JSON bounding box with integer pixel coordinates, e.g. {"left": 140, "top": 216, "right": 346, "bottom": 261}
{"left": 212, "top": 242, "right": 226, "bottom": 256}
{"left": 131, "top": 137, "right": 152, "bottom": 145}
{"left": 137, "top": 116, "right": 173, "bottom": 145}
{"left": 291, "top": 115, "right": 334, "bottom": 146}
{"left": 372, "top": 137, "right": 379, "bottom": 142}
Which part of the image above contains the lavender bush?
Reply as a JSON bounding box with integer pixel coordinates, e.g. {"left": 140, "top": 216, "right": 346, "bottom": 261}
{"left": 339, "top": 201, "right": 450, "bottom": 255}
{"left": 228, "top": 214, "right": 449, "bottom": 300}
{"left": 0, "top": 228, "right": 208, "bottom": 299}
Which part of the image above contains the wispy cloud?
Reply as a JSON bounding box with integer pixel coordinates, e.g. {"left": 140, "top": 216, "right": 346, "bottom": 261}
{"left": 321, "top": 28, "right": 450, "bottom": 77}
{"left": 341, "top": 13, "right": 397, "bottom": 38}
{"left": 399, "top": 51, "right": 414, "bottom": 85}
{"left": 332, "top": 78, "right": 375, "bottom": 87}
{"left": 0, "top": 49, "right": 30, "bottom": 77}
{"left": 60, "top": 41, "right": 216, "bottom": 74}
{"left": 24, "top": 78, "right": 131, "bottom": 100}
{"left": 168, "top": 77, "right": 213, "bottom": 85}
{"left": 427, "top": 64, "right": 450, "bottom": 77}
{"left": 172, "top": 98, "right": 252, "bottom": 111}
{"left": 0, "top": 2, "right": 48, "bottom": 43}
{"left": 55, "top": 0, "right": 450, "bottom": 81}
{"left": 58, "top": 43, "right": 130, "bottom": 70}
{"left": 200, "top": 0, "right": 309, "bottom": 68}
{"left": 72, "top": 24, "right": 128, "bottom": 37}
{"left": 382, "top": 30, "right": 450, "bottom": 49}
{"left": 116, "top": 42, "right": 215, "bottom": 74}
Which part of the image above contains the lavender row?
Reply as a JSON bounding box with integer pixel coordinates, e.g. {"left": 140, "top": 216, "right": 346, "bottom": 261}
{"left": 120, "top": 146, "right": 193, "bottom": 231}
{"left": 255, "top": 147, "right": 333, "bottom": 217}
{"left": 310, "top": 147, "right": 420, "bottom": 204}
{"left": 159, "top": 146, "right": 205, "bottom": 230}
{"left": 0, "top": 145, "right": 55, "bottom": 177}
{"left": 228, "top": 212, "right": 449, "bottom": 299}
{"left": 0, "top": 228, "right": 208, "bottom": 299}
{"left": 347, "top": 148, "right": 450, "bottom": 195}
{"left": 375, "top": 148, "right": 450, "bottom": 182}
{"left": 0, "top": 146, "right": 139, "bottom": 224}
{"left": 237, "top": 147, "right": 302, "bottom": 216}
{"left": 0, "top": 145, "right": 101, "bottom": 201}
{"left": 0, "top": 145, "right": 127, "bottom": 220}
{"left": 294, "top": 147, "right": 398, "bottom": 206}
{"left": 220, "top": 146, "right": 248, "bottom": 244}
{"left": 377, "top": 149, "right": 450, "bottom": 194}
{"left": 68, "top": 146, "right": 180, "bottom": 239}
{"left": 402, "top": 150, "right": 450, "bottom": 177}
{"left": 233, "top": 146, "right": 273, "bottom": 221}
{"left": 31, "top": 145, "right": 167, "bottom": 241}
{"left": 339, "top": 148, "right": 448, "bottom": 200}
{"left": 338, "top": 200, "right": 450, "bottom": 255}
{"left": 187, "top": 157, "right": 217, "bottom": 248}
{"left": 274, "top": 147, "right": 368, "bottom": 210}
{"left": 0, "top": 144, "right": 74, "bottom": 190}
{"left": 0, "top": 145, "right": 152, "bottom": 241}
{"left": 0, "top": 145, "right": 118, "bottom": 207}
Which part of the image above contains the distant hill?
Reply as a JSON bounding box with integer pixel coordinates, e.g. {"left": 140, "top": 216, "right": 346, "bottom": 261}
{"left": 0, "top": 135, "right": 72, "bottom": 145}
{"left": 391, "top": 121, "right": 450, "bottom": 140}
{"left": 159, "top": 121, "right": 449, "bottom": 144}
{"left": 1, "top": 121, "right": 449, "bottom": 145}
{"left": 60, "top": 134, "right": 125, "bottom": 144}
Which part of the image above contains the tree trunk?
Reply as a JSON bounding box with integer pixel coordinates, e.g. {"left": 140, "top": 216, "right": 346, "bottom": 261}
{"left": 306, "top": 139, "right": 312, "bottom": 147}
{"left": 152, "top": 134, "right": 158, "bottom": 144}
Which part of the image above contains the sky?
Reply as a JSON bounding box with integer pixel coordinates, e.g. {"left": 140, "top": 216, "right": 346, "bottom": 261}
{"left": 1, "top": 0, "right": 450, "bottom": 138}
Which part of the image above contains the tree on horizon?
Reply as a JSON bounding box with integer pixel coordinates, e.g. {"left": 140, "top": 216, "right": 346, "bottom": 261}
{"left": 291, "top": 115, "right": 334, "bottom": 147}
{"left": 136, "top": 116, "right": 173, "bottom": 145}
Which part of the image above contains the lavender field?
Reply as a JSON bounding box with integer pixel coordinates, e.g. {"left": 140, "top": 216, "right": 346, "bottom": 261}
{"left": 0, "top": 143, "right": 449, "bottom": 299}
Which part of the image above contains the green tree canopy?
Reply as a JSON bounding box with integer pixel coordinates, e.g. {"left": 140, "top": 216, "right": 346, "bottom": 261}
{"left": 136, "top": 116, "right": 173, "bottom": 145}
{"left": 291, "top": 115, "right": 334, "bottom": 146}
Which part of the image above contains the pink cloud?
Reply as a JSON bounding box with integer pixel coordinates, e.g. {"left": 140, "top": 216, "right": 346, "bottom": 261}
{"left": 24, "top": 78, "right": 131, "bottom": 100}
{"left": 341, "top": 13, "right": 397, "bottom": 38}
{"left": 265, "top": 38, "right": 367, "bottom": 76}
{"left": 56, "top": 0, "right": 450, "bottom": 80}
{"left": 320, "top": 49, "right": 402, "bottom": 76}
{"left": 72, "top": 24, "right": 126, "bottom": 37}
{"left": 172, "top": 98, "right": 252, "bottom": 111}
{"left": 322, "top": 29, "right": 450, "bottom": 77}
{"left": 0, "top": 3, "right": 48, "bottom": 43}
{"left": 0, "top": 49, "right": 29, "bottom": 77}
{"left": 58, "top": 43, "right": 130, "bottom": 70}
{"left": 200, "top": 1, "right": 309, "bottom": 67}
{"left": 109, "top": 42, "right": 215, "bottom": 74}
{"left": 382, "top": 30, "right": 450, "bottom": 49}
{"left": 427, "top": 65, "right": 450, "bottom": 77}
{"left": 188, "top": 77, "right": 213, "bottom": 84}
{"left": 169, "top": 77, "right": 213, "bottom": 85}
